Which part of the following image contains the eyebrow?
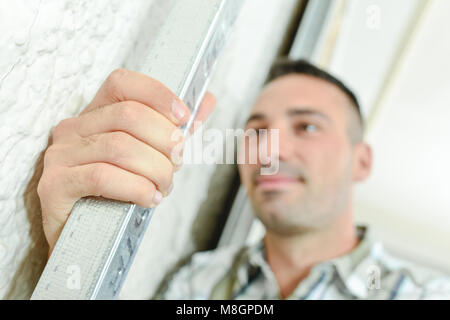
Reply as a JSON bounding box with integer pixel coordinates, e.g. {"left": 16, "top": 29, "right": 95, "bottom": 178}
{"left": 246, "top": 113, "right": 265, "bottom": 124}
{"left": 287, "top": 108, "right": 330, "bottom": 122}
{"left": 246, "top": 107, "right": 331, "bottom": 125}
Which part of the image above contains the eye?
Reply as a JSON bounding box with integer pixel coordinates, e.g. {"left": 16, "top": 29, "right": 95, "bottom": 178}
{"left": 295, "top": 122, "right": 318, "bottom": 134}
{"left": 251, "top": 127, "right": 268, "bottom": 136}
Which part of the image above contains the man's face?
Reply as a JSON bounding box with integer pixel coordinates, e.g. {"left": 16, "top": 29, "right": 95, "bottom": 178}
{"left": 238, "top": 74, "right": 363, "bottom": 235}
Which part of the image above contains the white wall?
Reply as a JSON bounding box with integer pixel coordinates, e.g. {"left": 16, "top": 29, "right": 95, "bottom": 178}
{"left": 0, "top": 0, "right": 169, "bottom": 299}
{"left": 354, "top": 0, "right": 450, "bottom": 273}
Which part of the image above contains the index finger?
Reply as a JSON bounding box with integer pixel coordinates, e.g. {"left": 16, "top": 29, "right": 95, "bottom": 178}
{"left": 82, "top": 69, "right": 191, "bottom": 126}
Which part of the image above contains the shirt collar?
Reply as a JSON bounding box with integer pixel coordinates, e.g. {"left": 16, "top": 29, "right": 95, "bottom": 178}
{"left": 322, "top": 225, "right": 386, "bottom": 299}
{"left": 245, "top": 224, "right": 383, "bottom": 299}
{"left": 328, "top": 225, "right": 374, "bottom": 278}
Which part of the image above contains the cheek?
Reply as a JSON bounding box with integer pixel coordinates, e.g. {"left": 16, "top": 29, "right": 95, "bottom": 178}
{"left": 297, "top": 136, "right": 350, "bottom": 181}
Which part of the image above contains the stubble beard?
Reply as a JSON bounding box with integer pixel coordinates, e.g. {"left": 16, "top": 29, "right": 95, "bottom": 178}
{"left": 251, "top": 164, "right": 353, "bottom": 237}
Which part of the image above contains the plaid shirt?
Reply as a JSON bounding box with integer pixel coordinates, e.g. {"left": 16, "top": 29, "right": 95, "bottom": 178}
{"left": 154, "top": 225, "right": 450, "bottom": 299}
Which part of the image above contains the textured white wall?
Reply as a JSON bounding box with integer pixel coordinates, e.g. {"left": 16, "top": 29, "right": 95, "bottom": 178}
{"left": 0, "top": 0, "right": 172, "bottom": 299}
{"left": 0, "top": 0, "right": 299, "bottom": 299}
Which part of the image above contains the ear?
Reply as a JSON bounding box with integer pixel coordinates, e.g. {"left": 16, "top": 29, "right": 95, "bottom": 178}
{"left": 352, "top": 142, "right": 373, "bottom": 182}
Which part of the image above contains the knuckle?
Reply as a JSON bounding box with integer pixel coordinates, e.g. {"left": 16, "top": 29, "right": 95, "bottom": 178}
{"left": 80, "top": 134, "right": 100, "bottom": 148}
{"left": 105, "top": 68, "right": 128, "bottom": 95}
{"left": 108, "top": 68, "right": 128, "bottom": 83}
{"left": 37, "top": 168, "right": 58, "bottom": 200}
{"left": 103, "top": 132, "right": 130, "bottom": 161}
{"left": 43, "top": 145, "right": 57, "bottom": 168}
{"left": 86, "top": 164, "right": 105, "bottom": 192}
{"left": 37, "top": 173, "right": 48, "bottom": 199}
{"left": 113, "top": 103, "right": 138, "bottom": 127}
{"left": 52, "top": 118, "right": 73, "bottom": 141}
{"left": 43, "top": 144, "right": 66, "bottom": 168}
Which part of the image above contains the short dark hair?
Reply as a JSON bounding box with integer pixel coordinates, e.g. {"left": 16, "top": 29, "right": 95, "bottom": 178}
{"left": 266, "top": 58, "right": 364, "bottom": 142}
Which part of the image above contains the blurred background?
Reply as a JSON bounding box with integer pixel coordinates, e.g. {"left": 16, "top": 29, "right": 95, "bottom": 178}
{"left": 1, "top": 0, "right": 449, "bottom": 299}
{"left": 226, "top": 0, "right": 450, "bottom": 281}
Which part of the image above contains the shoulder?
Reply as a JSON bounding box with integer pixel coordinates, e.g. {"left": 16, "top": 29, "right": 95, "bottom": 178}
{"left": 154, "top": 244, "right": 247, "bottom": 299}
{"left": 188, "top": 244, "right": 247, "bottom": 269}
{"left": 177, "top": 244, "right": 247, "bottom": 285}
{"left": 374, "top": 249, "right": 450, "bottom": 299}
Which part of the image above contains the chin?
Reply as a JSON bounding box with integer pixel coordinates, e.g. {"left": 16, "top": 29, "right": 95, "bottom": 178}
{"left": 257, "top": 212, "right": 304, "bottom": 235}
{"left": 252, "top": 188, "right": 300, "bottom": 207}
{"left": 254, "top": 201, "right": 291, "bottom": 226}
{"left": 252, "top": 200, "right": 320, "bottom": 234}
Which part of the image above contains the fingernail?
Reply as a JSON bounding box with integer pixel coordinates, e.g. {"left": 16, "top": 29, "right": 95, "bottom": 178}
{"left": 172, "top": 99, "right": 187, "bottom": 121}
{"left": 152, "top": 190, "right": 163, "bottom": 206}
{"left": 171, "top": 146, "right": 184, "bottom": 168}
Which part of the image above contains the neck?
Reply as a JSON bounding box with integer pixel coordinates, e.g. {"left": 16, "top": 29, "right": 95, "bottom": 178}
{"left": 263, "top": 207, "right": 359, "bottom": 299}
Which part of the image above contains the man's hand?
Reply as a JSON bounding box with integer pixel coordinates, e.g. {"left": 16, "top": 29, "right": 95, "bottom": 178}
{"left": 37, "top": 69, "right": 216, "bottom": 254}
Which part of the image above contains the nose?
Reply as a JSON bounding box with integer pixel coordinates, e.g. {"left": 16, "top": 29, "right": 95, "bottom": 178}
{"left": 267, "top": 121, "right": 295, "bottom": 162}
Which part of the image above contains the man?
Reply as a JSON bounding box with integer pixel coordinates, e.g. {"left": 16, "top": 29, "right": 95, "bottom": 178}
{"left": 37, "top": 59, "right": 450, "bottom": 299}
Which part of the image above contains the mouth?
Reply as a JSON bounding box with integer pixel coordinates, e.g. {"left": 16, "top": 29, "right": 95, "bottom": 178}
{"left": 254, "top": 175, "right": 303, "bottom": 191}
